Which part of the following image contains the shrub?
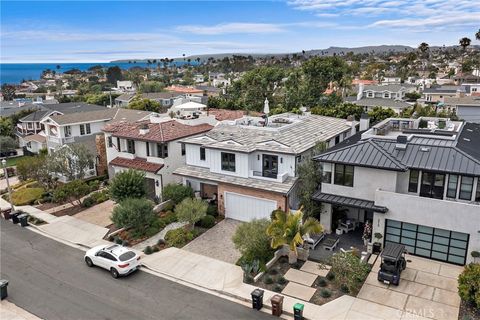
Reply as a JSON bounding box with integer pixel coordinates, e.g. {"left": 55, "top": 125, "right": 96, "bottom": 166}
{"left": 326, "top": 272, "right": 335, "bottom": 281}
{"left": 82, "top": 197, "right": 95, "bottom": 208}
{"left": 111, "top": 198, "right": 155, "bottom": 235}
{"left": 206, "top": 204, "right": 218, "bottom": 217}
{"left": 278, "top": 276, "right": 287, "bottom": 285}
{"left": 109, "top": 169, "right": 146, "bottom": 202}
{"left": 318, "top": 278, "right": 327, "bottom": 287}
{"left": 264, "top": 276, "right": 274, "bottom": 284}
{"left": 232, "top": 219, "right": 273, "bottom": 264}
{"left": 175, "top": 198, "right": 208, "bottom": 230}
{"left": 91, "top": 189, "right": 109, "bottom": 204}
{"left": 53, "top": 180, "right": 90, "bottom": 206}
{"left": 268, "top": 268, "right": 279, "bottom": 276}
{"left": 144, "top": 246, "right": 153, "bottom": 255}
{"left": 165, "top": 228, "right": 194, "bottom": 248}
{"left": 340, "top": 284, "right": 350, "bottom": 293}
{"left": 273, "top": 285, "right": 283, "bottom": 292}
{"left": 161, "top": 211, "right": 178, "bottom": 225}
{"left": 114, "top": 236, "right": 123, "bottom": 244}
{"left": 162, "top": 184, "right": 194, "bottom": 204}
{"left": 161, "top": 201, "right": 175, "bottom": 212}
{"left": 157, "top": 239, "right": 166, "bottom": 246}
{"left": 11, "top": 187, "right": 44, "bottom": 205}
{"left": 244, "top": 275, "right": 254, "bottom": 284}
{"left": 329, "top": 252, "right": 370, "bottom": 293}
{"left": 152, "top": 246, "right": 159, "bottom": 252}
{"left": 320, "top": 289, "right": 332, "bottom": 298}
{"left": 197, "top": 215, "right": 215, "bottom": 228}
{"left": 458, "top": 263, "right": 480, "bottom": 308}
{"left": 122, "top": 240, "right": 129, "bottom": 247}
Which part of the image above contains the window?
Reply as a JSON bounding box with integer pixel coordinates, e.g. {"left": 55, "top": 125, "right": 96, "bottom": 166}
{"left": 420, "top": 172, "right": 444, "bottom": 199}
{"left": 80, "top": 124, "right": 85, "bottom": 135}
{"left": 322, "top": 163, "right": 332, "bottom": 183}
{"left": 86, "top": 123, "right": 91, "bottom": 134}
{"left": 459, "top": 176, "right": 474, "bottom": 200}
{"left": 181, "top": 143, "right": 185, "bottom": 156}
{"left": 366, "top": 91, "right": 374, "bottom": 98}
{"left": 64, "top": 126, "right": 72, "bottom": 137}
{"left": 221, "top": 152, "right": 235, "bottom": 172}
{"left": 107, "top": 137, "right": 113, "bottom": 148}
{"left": 408, "top": 170, "right": 419, "bottom": 193}
{"left": 446, "top": 175, "right": 458, "bottom": 198}
{"left": 335, "top": 136, "right": 340, "bottom": 145}
{"left": 200, "top": 147, "right": 206, "bottom": 161}
{"left": 27, "top": 122, "right": 33, "bottom": 129}
{"left": 116, "top": 137, "right": 120, "bottom": 150}
{"left": 472, "top": 88, "right": 478, "bottom": 92}
{"left": 476, "top": 179, "right": 480, "bottom": 202}
{"left": 334, "top": 164, "right": 354, "bottom": 187}
{"left": 88, "top": 161, "right": 95, "bottom": 170}
{"left": 127, "top": 139, "right": 135, "bottom": 154}
{"left": 157, "top": 143, "right": 168, "bottom": 158}
{"left": 146, "top": 142, "right": 150, "bottom": 157}
{"left": 383, "top": 92, "right": 390, "bottom": 98}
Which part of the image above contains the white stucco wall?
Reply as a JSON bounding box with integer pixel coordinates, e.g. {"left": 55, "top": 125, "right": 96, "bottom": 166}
{"left": 374, "top": 189, "right": 480, "bottom": 264}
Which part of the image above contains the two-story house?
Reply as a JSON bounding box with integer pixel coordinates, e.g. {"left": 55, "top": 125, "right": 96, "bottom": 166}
{"left": 114, "top": 92, "right": 183, "bottom": 108}
{"left": 103, "top": 116, "right": 213, "bottom": 200}
{"left": 347, "top": 84, "right": 413, "bottom": 114}
{"left": 421, "top": 85, "right": 462, "bottom": 104}
{"left": 314, "top": 117, "right": 480, "bottom": 265}
{"left": 174, "top": 113, "right": 358, "bottom": 222}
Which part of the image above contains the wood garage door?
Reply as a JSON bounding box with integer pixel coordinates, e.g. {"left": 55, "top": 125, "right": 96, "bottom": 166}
{"left": 224, "top": 192, "right": 276, "bottom": 222}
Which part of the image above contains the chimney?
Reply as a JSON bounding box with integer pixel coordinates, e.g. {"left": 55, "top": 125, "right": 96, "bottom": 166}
{"left": 139, "top": 123, "right": 150, "bottom": 135}
{"left": 395, "top": 135, "right": 408, "bottom": 150}
{"left": 346, "top": 115, "right": 356, "bottom": 135}
{"left": 360, "top": 113, "right": 370, "bottom": 131}
{"left": 357, "top": 83, "right": 364, "bottom": 101}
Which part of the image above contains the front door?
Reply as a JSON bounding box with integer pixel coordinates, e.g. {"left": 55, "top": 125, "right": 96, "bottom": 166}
{"left": 145, "top": 178, "right": 156, "bottom": 200}
{"left": 262, "top": 154, "right": 278, "bottom": 179}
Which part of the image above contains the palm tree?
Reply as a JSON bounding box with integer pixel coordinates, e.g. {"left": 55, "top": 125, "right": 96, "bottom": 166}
{"left": 459, "top": 37, "right": 471, "bottom": 52}
{"left": 418, "top": 42, "right": 429, "bottom": 74}
{"left": 267, "top": 208, "right": 323, "bottom": 264}
{"left": 476, "top": 29, "right": 480, "bottom": 41}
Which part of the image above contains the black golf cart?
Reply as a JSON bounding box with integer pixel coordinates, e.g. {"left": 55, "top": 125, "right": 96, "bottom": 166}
{"left": 377, "top": 243, "right": 407, "bottom": 285}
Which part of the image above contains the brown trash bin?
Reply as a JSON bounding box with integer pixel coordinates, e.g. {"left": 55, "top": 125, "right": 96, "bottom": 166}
{"left": 271, "top": 294, "right": 284, "bottom": 317}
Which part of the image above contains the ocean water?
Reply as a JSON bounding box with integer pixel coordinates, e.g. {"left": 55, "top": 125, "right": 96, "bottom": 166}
{"left": 0, "top": 61, "right": 196, "bottom": 84}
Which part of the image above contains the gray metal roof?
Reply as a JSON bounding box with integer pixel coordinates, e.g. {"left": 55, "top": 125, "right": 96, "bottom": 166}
{"left": 350, "top": 98, "right": 411, "bottom": 109}
{"left": 315, "top": 134, "right": 480, "bottom": 176}
{"left": 363, "top": 84, "right": 406, "bottom": 92}
{"left": 312, "top": 191, "right": 388, "bottom": 213}
{"left": 174, "top": 165, "right": 296, "bottom": 194}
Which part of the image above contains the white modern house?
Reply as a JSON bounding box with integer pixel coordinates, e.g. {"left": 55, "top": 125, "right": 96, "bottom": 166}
{"left": 174, "top": 112, "right": 358, "bottom": 222}
{"left": 347, "top": 84, "right": 413, "bottom": 114}
{"left": 314, "top": 117, "right": 480, "bottom": 265}
{"left": 103, "top": 115, "right": 213, "bottom": 200}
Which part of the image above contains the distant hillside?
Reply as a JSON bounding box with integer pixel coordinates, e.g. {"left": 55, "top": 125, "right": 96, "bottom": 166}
{"left": 111, "top": 44, "right": 479, "bottom": 63}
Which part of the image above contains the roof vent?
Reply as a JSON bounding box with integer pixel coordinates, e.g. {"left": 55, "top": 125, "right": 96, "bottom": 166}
{"left": 420, "top": 147, "right": 430, "bottom": 152}
{"left": 463, "top": 138, "right": 471, "bottom": 142}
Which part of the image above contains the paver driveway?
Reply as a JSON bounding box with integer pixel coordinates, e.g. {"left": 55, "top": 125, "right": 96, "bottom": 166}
{"left": 183, "top": 219, "right": 241, "bottom": 264}
{"left": 358, "top": 254, "right": 463, "bottom": 320}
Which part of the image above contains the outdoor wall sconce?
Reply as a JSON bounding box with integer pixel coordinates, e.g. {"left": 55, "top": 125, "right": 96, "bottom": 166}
{"left": 155, "top": 180, "right": 159, "bottom": 187}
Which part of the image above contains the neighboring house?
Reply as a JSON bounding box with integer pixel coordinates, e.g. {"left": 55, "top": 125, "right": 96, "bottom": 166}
{"left": 103, "top": 116, "right": 213, "bottom": 200}
{"left": 116, "top": 81, "right": 135, "bottom": 92}
{"left": 165, "top": 85, "right": 204, "bottom": 97}
{"left": 169, "top": 101, "right": 207, "bottom": 118}
{"left": 22, "top": 133, "right": 47, "bottom": 154}
{"left": 461, "top": 83, "right": 480, "bottom": 96}
{"left": 421, "top": 85, "right": 461, "bottom": 104}
{"left": 444, "top": 96, "right": 480, "bottom": 123}
{"left": 347, "top": 84, "right": 413, "bottom": 114}
{"left": 41, "top": 108, "right": 154, "bottom": 181}
{"left": 195, "top": 85, "right": 222, "bottom": 97}
{"left": 114, "top": 92, "right": 183, "bottom": 108}
{"left": 314, "top": 117, "right": 480, "bottom": 265}
{"left": 174, "top": 113, "right": 358, "bottom": 222}
{"left": 193, "top": 74, "right": 204, "bottom": 83}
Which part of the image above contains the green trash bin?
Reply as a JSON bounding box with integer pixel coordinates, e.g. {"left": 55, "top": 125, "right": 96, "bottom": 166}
{"left": 293, "top": 303, "right": 304, "bottom": 320}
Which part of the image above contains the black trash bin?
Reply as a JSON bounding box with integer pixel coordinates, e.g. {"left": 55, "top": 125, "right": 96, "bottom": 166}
{"left": 11, "top": 210, "right": 21, "bottom": 224}
{"left": 293, "top": 303, "right": 304, "bottom": 320}
{"left": 19, "top": 213, "right": 29, "bottom": 227}
{"left": 251, "top": 288, "right": 264, "bottom": 310}
{"left": 0, "top": 280, "right": 8, "bottom": 300}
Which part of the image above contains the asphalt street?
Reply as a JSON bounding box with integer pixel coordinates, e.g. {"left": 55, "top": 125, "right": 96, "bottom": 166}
{"left": 1, "top": 219, "right": 273, "bottom": 320}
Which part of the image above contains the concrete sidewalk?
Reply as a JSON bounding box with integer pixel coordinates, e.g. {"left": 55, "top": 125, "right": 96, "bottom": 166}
{"left": 0, "top": 300, "right": 42, "bottom": 320}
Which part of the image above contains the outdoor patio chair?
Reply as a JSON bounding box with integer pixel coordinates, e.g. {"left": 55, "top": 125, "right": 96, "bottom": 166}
{"left": 322, "top": 235, "right": 340, "bottom": 251}
{"left": 303, "top": 232, "right": 325, "bottom": 250}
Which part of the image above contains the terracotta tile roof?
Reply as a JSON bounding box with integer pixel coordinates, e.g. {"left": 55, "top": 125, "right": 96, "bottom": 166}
{"left": 207, "top": 108, "right": 245, "bottom": 121}
{"left": 110, "top": 157, "right": 163, "bottom": 173}
{"left": 352, "top": 79, "right": 378, "bottom": 85}
{"left": 165, "top": 85, "right": 203, "bottom": 94}
{"left": 104, "top": 119, "right": 213, "bottom": 143}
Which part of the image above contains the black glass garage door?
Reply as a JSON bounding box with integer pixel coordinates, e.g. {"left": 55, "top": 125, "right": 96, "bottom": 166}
{"left": 385, "top": 219, "right": 469, "bottom": 265}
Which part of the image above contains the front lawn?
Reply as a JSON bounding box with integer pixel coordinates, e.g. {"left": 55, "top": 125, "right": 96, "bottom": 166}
{"left": 4, "top": 155, "right": 28, "bottom": 167}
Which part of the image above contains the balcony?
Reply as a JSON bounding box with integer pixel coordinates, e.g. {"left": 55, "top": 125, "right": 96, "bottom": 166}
{"left": 47, "top": 136, "right": 75, "bottom": 144}
{"left": 250, "top": 170, "right": 289, "bottom": 183}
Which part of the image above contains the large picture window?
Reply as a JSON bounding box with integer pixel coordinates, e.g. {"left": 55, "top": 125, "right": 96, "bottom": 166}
{"left": 322, "top": 163, "right": 332, "bottom": 184}
{"left": 408, "top": 170, "right": 419, "bottom": 193}
{"left": 221, "top": 152, "right": 235, "bottom": 172}
{"left": 334, "top": 164, "right": 354, "bottom": 187}
{"left": 459, "top": 176, "right": 474, "bottom": 200}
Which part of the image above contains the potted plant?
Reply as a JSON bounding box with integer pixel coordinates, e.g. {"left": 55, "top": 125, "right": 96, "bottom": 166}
{"left": 362, "top": 221, "right": 372, "bottom": 246}
{"left": 471, "top": 251, "right": 480, "bottom": 263}
{"left": 372, "top": 232, "right": 383, "bottom": 254}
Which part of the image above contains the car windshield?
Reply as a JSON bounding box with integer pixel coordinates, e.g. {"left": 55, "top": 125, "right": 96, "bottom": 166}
{"left": 118, "top": 251, "right": 136, "bottom": 262}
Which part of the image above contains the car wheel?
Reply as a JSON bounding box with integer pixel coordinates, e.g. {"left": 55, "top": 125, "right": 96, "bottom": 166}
{"left": 110, "top": 268, "right": 119, "bottom": 279}
{"left": 85, "top": 257, "right": 94, "bottom": 267}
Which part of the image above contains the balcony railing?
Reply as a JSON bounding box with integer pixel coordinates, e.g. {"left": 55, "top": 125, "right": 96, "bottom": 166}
{"left": 250, "top": 170, "right": 289, "bottom": 183}
{"left": 47, "top": 136, "right": 75, "bottom": 144}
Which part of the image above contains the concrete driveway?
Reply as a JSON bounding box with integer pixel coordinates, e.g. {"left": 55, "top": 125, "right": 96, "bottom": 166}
{"left": 74, "top": 200, "right": 115, "bottom": 227}
{"left": 358, "top": 254, "right": 463, "bottom": 320}
{"left": 183, "top": 219, "right": 241, "bottom": 264}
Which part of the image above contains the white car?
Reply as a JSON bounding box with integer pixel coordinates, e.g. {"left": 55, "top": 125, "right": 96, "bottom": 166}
{"left": 84, "top": 244, "right": 140, "bottom": 278}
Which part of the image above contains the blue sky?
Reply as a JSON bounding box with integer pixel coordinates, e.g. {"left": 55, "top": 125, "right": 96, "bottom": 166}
{"left": 1, "top": 0, "right": 479, "bottom": 62}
